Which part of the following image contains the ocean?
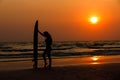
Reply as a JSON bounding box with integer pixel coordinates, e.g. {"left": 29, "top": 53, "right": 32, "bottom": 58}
{"left": 0, "top": 41, "right": 120, "bottom": 62}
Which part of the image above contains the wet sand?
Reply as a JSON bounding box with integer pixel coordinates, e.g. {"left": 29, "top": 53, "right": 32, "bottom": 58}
{"left": 0, "top": 56, "right": 120, "bottom": 80}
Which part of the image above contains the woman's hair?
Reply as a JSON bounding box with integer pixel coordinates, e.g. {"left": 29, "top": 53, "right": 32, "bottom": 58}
{"left": 43, "top": 31, "right": 49, "bottom": 37}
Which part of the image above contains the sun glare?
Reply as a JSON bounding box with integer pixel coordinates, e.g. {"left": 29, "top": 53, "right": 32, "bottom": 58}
{"left": 92, "top": 56, "right": 99, "bottom": 61}
{"left": 90, "top": 16, "right": 98, "bottom": 24}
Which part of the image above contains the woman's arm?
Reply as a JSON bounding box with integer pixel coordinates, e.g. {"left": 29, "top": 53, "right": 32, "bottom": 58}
{"left": 38, "top": 30, "right": 45, "bottom": 37}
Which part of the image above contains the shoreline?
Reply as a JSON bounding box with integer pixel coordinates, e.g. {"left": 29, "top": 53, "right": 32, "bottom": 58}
{"left": 0, "top": 55, "right": 120, "bottom": 71}
{"left": 0, "top": 54, "right": 120, "bottom": 61}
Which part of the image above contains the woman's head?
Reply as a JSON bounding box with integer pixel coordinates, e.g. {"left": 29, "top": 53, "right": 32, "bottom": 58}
{"left": 43, "top": 31, "right": 49, "bottom": 36}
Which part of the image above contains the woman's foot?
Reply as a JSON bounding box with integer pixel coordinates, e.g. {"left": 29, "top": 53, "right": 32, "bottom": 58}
{"left": 44, "top": 63, "right": 47, "bottom": 69}
{"left": 47, "top": 64, "right": 51, "bottom": 69}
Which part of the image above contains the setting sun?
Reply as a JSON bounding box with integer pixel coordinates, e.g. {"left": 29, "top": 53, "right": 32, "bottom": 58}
{"left": 90, "top": 16, "right": 98, "bottom": 24}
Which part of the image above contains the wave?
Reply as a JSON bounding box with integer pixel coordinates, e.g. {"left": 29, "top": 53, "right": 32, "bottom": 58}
{"left": 0, "top": 41, "right": 120, "bottom": 59}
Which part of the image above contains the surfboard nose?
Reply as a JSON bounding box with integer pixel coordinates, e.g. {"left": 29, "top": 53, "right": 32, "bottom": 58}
{"left": 35, "top": 20, "right": 38, "bottom": 27}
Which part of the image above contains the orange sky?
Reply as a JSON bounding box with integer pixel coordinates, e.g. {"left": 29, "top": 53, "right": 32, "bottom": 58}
{"left": 0, "top": 0, "right": 120, "bottom": 42}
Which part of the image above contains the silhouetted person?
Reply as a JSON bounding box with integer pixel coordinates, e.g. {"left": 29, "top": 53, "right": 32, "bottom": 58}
{"left": 38, "top": 30, "right": 52, "bottom": 69}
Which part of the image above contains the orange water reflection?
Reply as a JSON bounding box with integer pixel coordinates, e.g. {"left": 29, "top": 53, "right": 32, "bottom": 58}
{"left": 89, "top": 55, "right": 120, "bottom": 64}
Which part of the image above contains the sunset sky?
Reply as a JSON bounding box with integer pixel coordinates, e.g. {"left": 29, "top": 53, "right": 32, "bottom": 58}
{"left": 0, "top": 0, "right": 120, "bottom": 42}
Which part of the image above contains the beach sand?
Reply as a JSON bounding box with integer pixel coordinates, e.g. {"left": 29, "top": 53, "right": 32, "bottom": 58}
{"left": 0, "top": 57, "right": 120, "bottom": 80}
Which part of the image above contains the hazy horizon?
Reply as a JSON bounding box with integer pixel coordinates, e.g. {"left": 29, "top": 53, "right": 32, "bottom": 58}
{"left": 0, "top": 0, "right": 120, "bottom": 42}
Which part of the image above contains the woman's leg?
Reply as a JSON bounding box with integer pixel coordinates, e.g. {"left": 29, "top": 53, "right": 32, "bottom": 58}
{"left": 47, "top": 50, "right": 51, "bottom": 68}
{"left": 42, "top": 51, "right": 47, "bottom": 68}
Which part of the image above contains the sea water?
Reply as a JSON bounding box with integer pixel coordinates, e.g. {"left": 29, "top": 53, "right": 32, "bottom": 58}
{"left": 0, "top": 41, "right": 120, "bottom": 62}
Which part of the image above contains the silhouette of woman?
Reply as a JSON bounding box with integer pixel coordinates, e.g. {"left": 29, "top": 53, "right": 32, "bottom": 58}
{"left": 38, "top": 30, "right": 53, "bottom": 68}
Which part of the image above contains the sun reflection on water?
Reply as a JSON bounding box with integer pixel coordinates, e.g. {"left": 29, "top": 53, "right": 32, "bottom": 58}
{"left": 92, "top": 56, "right": 99, "bottom": 61}
{"left": 91, "top": 56, "right": 100, "bottom": 64}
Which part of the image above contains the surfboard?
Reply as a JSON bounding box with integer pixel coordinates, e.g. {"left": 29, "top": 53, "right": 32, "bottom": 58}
{"left": 33, "top": 20, "right": 38, "bottom": 70}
